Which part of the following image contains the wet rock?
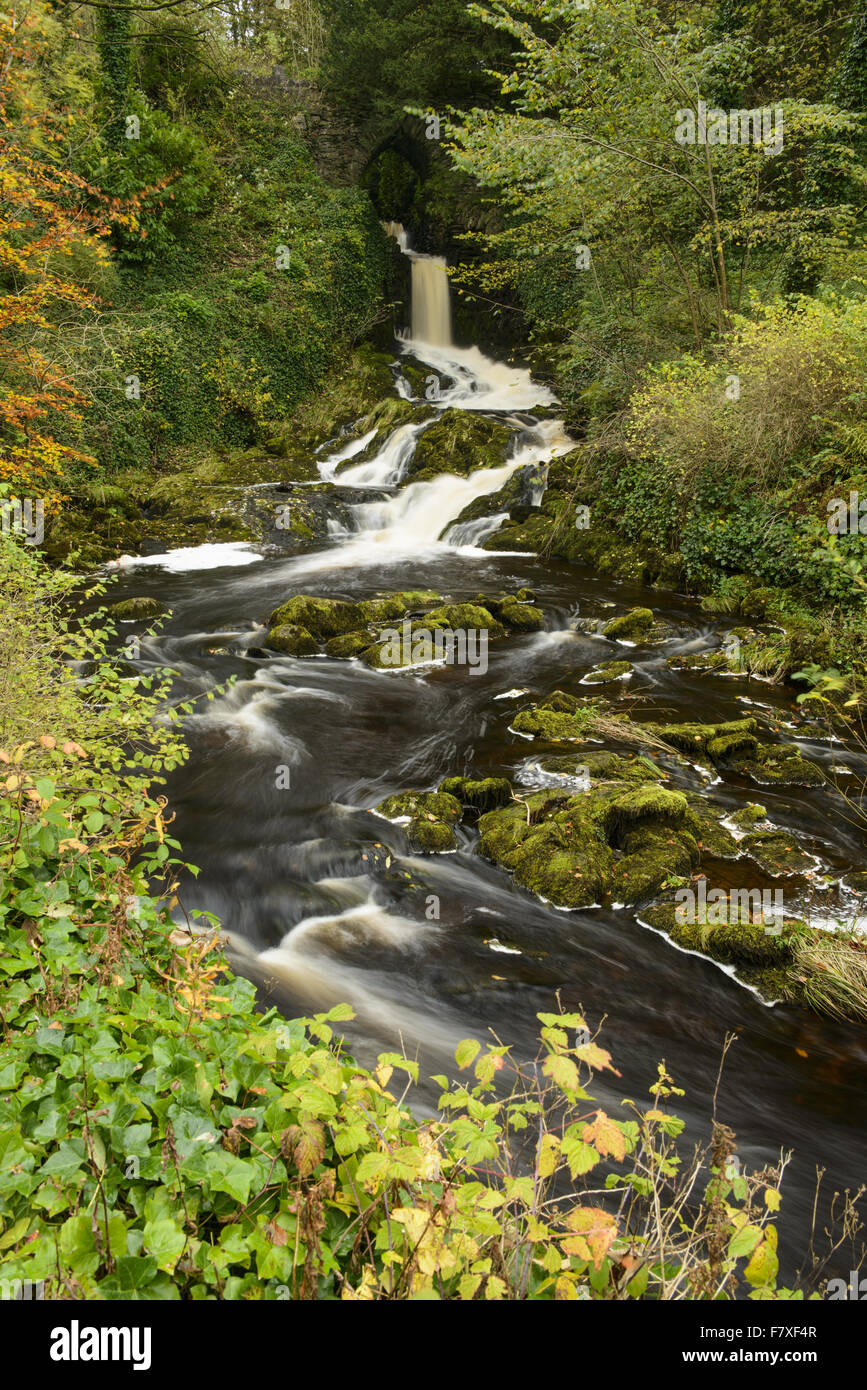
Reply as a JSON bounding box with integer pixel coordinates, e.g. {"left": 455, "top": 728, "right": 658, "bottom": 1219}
{"left": 730, "top": 743, "right": 825, "bottom": 788}
{"left": 377, "top": 790, "right": 462, "bottom": 824}
{"left": 439, "top": 776, "right": 513, "bottom": 811}
{"left": 729, "top": 803, "right": 768, "bottom": 830}
{"left": 740, "top": 830, "right": 816, "bottom": 876}
{"left": 324, "top": 631, "right": 374, "bottom": 658}
{"left": 683, "top": 797, "right": 740, "bottom": 858}
{"left": 375, "top": 789, "right": 462, "bottom": 855}
{"left": 268, "top": 590, "right": 440, "bottom": 644}
{"left": 108, "top": 597, "right": 167, "bottom": 620}
{"left": 477, "top": 777, "right": 697, "bottom": 909}
{"left": 269, "top": 595, "right": 368, "bottom": 638}
{"left": 511, "top": 690, "right": 599, "bottom": 741}
{"left": 642, "top": 901, "right": 805, "bottom": 973}
{"left": 407, "top": 818, "right": 457, "bottom": 853}
{"left": 474, "top": 593, "right": 545, "bottom": 632}
{"left": 423, "top": 602, "right": 506, "bottom": 637}
{"left": 266, "top": 623, "right": 319, "bottom": 656}
{"left": 601, "top": 607, "right": 655, "bottom": 642}
{"left": 583, "top": 659, "right": 632, "bottom": 685}
{"left": 498, "top": 598, "right": 546, "bottom": 633}
{"left": 646, "top": 717, "right": 759, "bottom": 764}
{"left": 406, "top": 410, "right": 513, "bottom": 482}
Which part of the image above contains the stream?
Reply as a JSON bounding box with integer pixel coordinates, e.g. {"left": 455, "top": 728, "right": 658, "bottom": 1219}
{"left": 105, "top": 233, "right": 867, "bottom": 1275}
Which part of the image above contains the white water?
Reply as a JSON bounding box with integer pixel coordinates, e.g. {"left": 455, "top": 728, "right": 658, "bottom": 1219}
{"left": 334, "top": 421, "right": 425, "bottom": 488}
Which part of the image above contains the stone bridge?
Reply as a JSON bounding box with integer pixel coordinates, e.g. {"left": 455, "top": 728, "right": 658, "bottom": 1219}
{"left": 244, "top": 65, "right": 435, "bottom": 188}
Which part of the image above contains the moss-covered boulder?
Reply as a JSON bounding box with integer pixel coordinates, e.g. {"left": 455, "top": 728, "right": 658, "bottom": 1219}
{"left": 477, "top": 778, "right": 697, "bottom": 909}
{"left": 583, "top": 659, "right": 632, "bottom": 685}
{"left": 682, "top": 796, "right": 740, "bottom": 858}
{"left": 439, "top": 776, "right": 513, "bottom": 811}
{"left": 740, "top": 830, "right": 816, "bottom": 876}
{"left": 730, "top": 803, "right": 768, "bottom": 830}
{"left": 269, "top": 595, "right": 366, "bottom": 638}
{"left": 108, "top": 596, "right": 167, "bottom": 620}
{"left": 422, "top": 602, "right": 505, "bottom": 637}
{"left": 266, "top": 623, "right": 319, "bottom": 656}
{"left": 511, "top": 692, "right": 599, "bottom": 742}
{"left": 537, "top": 752, "right": 662, "bottom": 785}
{"left": 324, "top": 631, "right": 373, "bottom": 659}
{"left": 646, "top": 717, "right": 758, "bottom": 763}
{"left": 601, "top": 608, "right": 654, "bottom": 642}
{"left": 642, "top": 901, "right": 805, "bottom": 976}
{"left": 730, "top": 743, "right": 825, "bottom": 788}
{"left": 376, "top": 790, "right": 462, "bottom": 824}
{"left": 478, "top": 791, "right": 614, "bottom": 908}
{"left": 407, "top": 410, "right": 513, "bottom": 482}
{"left": 611, "top": 828, "right": 696, "bottom": 904}
{"left": 407, "top": 818, "right": 457, "bottom": 853}
{"left": 268, "top": 591, "right": 441, "bottom": 642}
{"left": 375, "top": 789, "right": 462, "bottom": 855}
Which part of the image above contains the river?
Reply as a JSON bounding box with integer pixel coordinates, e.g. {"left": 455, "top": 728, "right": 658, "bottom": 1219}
{"left": 105, "top": 232, "right": 867, "bottom": 1277}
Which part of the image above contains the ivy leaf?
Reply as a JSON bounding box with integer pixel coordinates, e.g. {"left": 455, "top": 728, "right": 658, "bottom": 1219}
{"left": 143, "top": 1218, "right": 186, "bottom": 1273}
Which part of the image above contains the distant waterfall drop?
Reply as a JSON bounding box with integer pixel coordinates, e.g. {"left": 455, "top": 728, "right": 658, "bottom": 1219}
{"left": 384, "top": 221, "right": 453, "bottom": 348}
{"left": 410, "top": 256, "right": 452, "bottom": 347}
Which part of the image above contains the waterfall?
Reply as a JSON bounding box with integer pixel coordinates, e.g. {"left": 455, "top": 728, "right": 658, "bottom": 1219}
{"left": 385, "top": 220, "right": 453, "bottom": 349}
{"left": 410, "top": 256, "right": 453, "bottom": 347}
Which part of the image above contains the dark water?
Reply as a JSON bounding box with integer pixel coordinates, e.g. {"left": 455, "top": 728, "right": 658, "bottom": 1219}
{"left": 103, "top": 323, "right": 867, "bottom": 1279}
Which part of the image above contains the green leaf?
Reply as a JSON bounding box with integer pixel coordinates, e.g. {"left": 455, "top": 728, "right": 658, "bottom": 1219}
{"left": 143, "top": 1218, "right": 186, "bottom": 1273}
{"left": 455, "top": 1038, "right": 481, "bottom": 1069}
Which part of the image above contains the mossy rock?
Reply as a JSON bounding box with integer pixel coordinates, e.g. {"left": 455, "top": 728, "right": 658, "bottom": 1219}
{"left": 611, "top": 828, "right": 696, "bottom": 904}
{"left": 842, "top": 871, "right": 867, "bottom": 894}
{"left": 647, "top": 717, "right": 758, "bottom": 760}
{"left": 422, "top": 602, "right": 505, "bottom": 637}
{"left": 407, "top": 817, "right": 457, "bottom": 853}
{"left": 324, "top": 631, "right": 373, "bottom": 659}
{"left": 682, "top": 797, "right": 740, "bottom": 858}
{"left": 706, "top": 729, "right": 760, "bottom": 762}
{"left": 740, "top": 830, "right": 815, "bottom": 876}
{"left": 731, "top": 744, "right": 825, "bottom": 788}
{"left": 377, "top": 790, "right": 463, "bottom": 824}
{"left": 407, "top": 410, "right": 513, "bottom": 482}
{"left": 477, "top": 780, "right": 694, "bottom": 909}
{"left": 358, "top": 395, "right": 417, "bottom": 434}
{"left": 497, "top": 599, "right": 546, "bottom": 632}
{"left": 108, "top": 596, "right": 167, "bottom": 620}
{"left": 269, "top": 595, "right": 364, "bottom": 638}
{"left": 439, "top": 776, "right": 513, "bottom": 811}
{"left": 601, "top": 607, "right": 654, "bottom": 642}
{"left": 601, "top": 785, "right": 688, "bottom": 839}
{"left": 643, "top": 902, "right": 805, "bottom": 970}
{"left": 538, "top": 751, "right": 662, "bottom": 785}
{"left": 511, "top": 696, "right": 599, "bottom": 742}
{"left": 270, "top": 591, "right": 440, "bottom": 640}
{"left": 266, "top": 623, "right": 319, "bottom": 656}
{"left": 666, "top": 649, "right": 732, "bottom": 672}
{"left": 583, "top": 659, "right": 632, "bottom": 685}
{"left": 729, "top": 803, "right": 767, "bottom": 830}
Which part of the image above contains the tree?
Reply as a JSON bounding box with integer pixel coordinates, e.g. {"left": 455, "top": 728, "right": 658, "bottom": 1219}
{"left": 0, "top": 8, "right": 141, "bottom": 502}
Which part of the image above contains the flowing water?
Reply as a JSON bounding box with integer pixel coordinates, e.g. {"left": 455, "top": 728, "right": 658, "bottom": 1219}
{"left": 106, "top": 232, "right": 867, "bottom": 1273}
